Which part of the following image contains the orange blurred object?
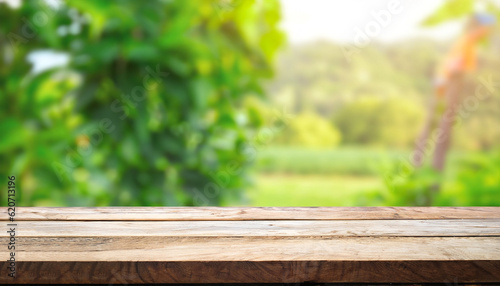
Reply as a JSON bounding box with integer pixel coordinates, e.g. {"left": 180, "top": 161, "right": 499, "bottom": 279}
{"left": 435, "top": 24, "right": 492, "bottom": 98}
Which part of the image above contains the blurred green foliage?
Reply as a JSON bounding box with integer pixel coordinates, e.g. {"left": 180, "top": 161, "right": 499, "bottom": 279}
{"left": 268, "top": 41, "right": 431, "bottom": 116}
{"left": 268, "top": 39, "right": 500, "bottom": 151}
{"left": 1, "top": 0, "right": 499, "bottom": 207}
{"left": 274, "top": 112, "right": 341, "bottom": 148}
{"left": 422, "top": 0, "right": 474, "bottom": 26}
{"left": 0, "top": 0, "right": 284, "bottom": 206}
{"left": 381, "top": 149, "right": 500, "bottom": 206}
{"left": 382, "top": 165, "right": 442, "bottom": 206}
{"left": 422, "top": 0, "right": 500, "bottom": 27}
{"left": 439, "top": 149, "right": 500, "bottom": 205}
{"left": 268, "top": 41, "right": 435, "bottom": 149}
{"left": 253, "top": 147, "right": 500, "bottom": 206}
{"left": 334, "top": 97, "right": 424, "bottom": 147}
{"left": 255, "top": 1, "right": 500, "bottom": 207}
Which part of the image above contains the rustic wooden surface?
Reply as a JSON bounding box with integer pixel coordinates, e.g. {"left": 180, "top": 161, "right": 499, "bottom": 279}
{"left": 3, "top": 206, "right": 500, "bottom": 220}
{"left": 1, "top": 207, "right": 499, "bottom": 284}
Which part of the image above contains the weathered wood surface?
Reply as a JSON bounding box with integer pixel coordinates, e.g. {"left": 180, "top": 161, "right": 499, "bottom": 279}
{"left": 9, "top": 219, "right": 500, "bottom": 237}
{"left": 1, "top": 207, "right": 499, "bottom": 284}
{"left": 2, "top": 206, "right": 499, "bottom": 220}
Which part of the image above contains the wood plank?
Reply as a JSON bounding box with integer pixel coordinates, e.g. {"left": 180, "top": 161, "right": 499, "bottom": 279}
{"left": 3, "top": 237, "right": 499, "bottom": 261}
{"left": 1, "top": 237, "right": 499, "bottom": 283}
{"left": 9, "top": 219, "right": 500, "bottom": 237}
{"left": 2, "top": 260, "right": 499, "bottom": 284}
{"left": 3, "top": 206, "right": 500, "bottom": 221}
{"left": 1, "top": 207, "right": 499, "bottom": 284}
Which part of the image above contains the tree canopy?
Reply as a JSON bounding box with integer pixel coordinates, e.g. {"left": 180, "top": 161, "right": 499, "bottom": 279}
{"left": 0, "top": 0, "right": 285, "bottom": 206}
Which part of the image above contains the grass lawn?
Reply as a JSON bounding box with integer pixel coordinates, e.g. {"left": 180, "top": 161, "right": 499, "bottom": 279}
{"left": 245, "top": 174, "right": 384, "bottom": 206}
{"left": 233, "top": 146, "right": 489, "bottom": 207}
{"left": 253, "top": 146, "right": 475, "bottom": 175}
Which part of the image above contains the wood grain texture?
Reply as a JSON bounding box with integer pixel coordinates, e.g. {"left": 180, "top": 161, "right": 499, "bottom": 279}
{"left": 2, "top": 261, "right": 499, "bottom": 284}
{"left": 1, "top": 206, "right": 499, "bottom": 221}
{"left": 0, "top": 207, "right": 499, "bottom": 284}
{"left": 4, "top": 237, "right": 500, "bottom": 261}
{"left": 9, "top": 219, "right": 500, "bottom": 237}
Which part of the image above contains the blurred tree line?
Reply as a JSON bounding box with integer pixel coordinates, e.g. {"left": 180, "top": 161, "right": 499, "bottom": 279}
{"left": 0, "top": 0, "right": 284, "bottom": 206}
{"left": 255, "top": 0, "right": 500, "bottom": 206}
{"left": 261, "top": 36, "right": 500, "bottom": 206}
{"left": 265, "top": 39, "right": 500, "bottom": 150}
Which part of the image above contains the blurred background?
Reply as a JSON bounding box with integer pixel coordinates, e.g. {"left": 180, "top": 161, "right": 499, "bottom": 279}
{"left": 1, "top": 0, "right": 499, "bottom": 207}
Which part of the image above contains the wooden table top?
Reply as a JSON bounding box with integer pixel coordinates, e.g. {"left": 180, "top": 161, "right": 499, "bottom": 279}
{"left": 1, "top": 207, "right": 499, "bottom": 284}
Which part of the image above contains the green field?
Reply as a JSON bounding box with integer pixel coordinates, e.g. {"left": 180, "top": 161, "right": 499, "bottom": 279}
{"left": 246, "top": 174, "right": 383, "bottom": 206}
{"left": 244, "top": 147, "right": 395, "bottom": 206}
{"left": 241, "top": 146, "right": 497, "bottom": 207}
{"left": 253, "top": 146, "right": 406, "bottom": 175}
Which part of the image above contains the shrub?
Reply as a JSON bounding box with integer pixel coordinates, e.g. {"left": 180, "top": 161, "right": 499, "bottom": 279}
{"left": 0, "top": 0, "right": 284, "bottom": 206}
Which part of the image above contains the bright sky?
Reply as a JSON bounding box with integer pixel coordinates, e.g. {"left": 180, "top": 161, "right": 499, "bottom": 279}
{"left": 280, "top": 0, "right": 465, "bottom": 44}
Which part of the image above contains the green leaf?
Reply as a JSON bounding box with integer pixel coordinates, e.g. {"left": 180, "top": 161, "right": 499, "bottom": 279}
{"left": 421, "top": 0, "right": 474, "bottom": 27}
